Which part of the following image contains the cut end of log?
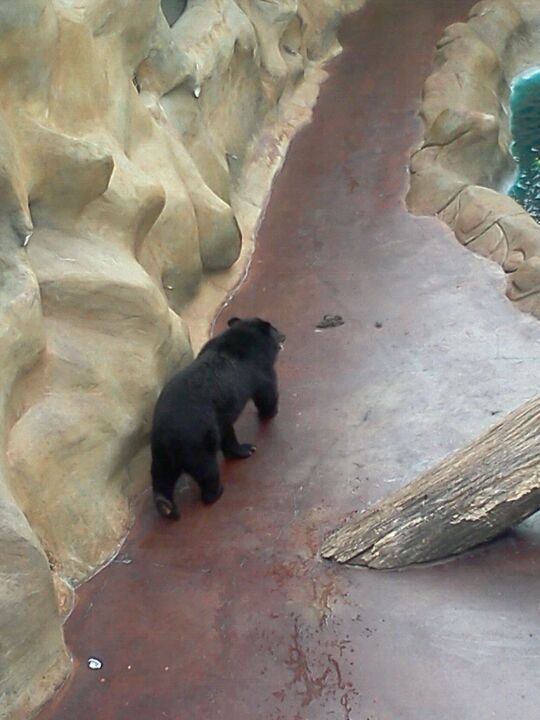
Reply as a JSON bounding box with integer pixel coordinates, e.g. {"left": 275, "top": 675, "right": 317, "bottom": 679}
{"left": 320, "top": 533, "right": 363, "bottom": 564}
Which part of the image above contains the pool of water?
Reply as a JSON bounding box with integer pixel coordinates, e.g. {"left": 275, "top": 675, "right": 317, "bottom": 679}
{"left": 508, "top": 68, "right": 540, "bottom": 222}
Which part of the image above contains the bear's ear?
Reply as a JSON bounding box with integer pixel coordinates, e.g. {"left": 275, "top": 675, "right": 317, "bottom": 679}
{"left": 256, "top": 319, "right": 272, "bottom": 334}
{"left": 227, "top": 317, "right": 241, "bottom": 327}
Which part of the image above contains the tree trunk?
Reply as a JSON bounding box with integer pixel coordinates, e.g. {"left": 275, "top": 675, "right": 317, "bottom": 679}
{"left": 321, "top": 396, "right": 540, "bottom": 568}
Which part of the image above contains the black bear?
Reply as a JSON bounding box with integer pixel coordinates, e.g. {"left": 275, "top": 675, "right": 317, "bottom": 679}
{"left": 150, "top": 316, "right": 285, "bottom": 519}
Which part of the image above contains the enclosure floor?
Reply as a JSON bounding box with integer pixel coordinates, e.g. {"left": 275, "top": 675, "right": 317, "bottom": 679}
{"left": 38, "top": 2, "right": 540, "bottom": 719}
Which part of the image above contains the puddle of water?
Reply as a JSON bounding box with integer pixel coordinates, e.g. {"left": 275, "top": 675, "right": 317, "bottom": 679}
{"left": 508, "top": 67, "right": 540, "bottom": 221}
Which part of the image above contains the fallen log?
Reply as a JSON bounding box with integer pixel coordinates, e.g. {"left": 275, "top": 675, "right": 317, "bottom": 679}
{"left": 321, "top": 396, "right": 540, "bottom": 568}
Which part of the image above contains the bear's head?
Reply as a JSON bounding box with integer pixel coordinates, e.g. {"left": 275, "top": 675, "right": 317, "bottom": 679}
{"left": 225, "top": 316, "right": 285, "bottom": 363}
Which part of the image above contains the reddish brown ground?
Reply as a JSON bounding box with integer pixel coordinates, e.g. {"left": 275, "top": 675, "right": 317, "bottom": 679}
{"left": 38, "top": 2, "right": 540, "bottom": 719}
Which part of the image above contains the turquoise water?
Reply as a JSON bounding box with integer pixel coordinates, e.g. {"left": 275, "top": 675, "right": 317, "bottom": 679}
{"left": 508, "top": 69, "right": 540, "bottom": 222}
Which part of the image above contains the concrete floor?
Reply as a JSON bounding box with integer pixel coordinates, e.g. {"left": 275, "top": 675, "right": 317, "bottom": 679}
{"left": 38, "top": 1, "right": 540, "bottom": 719}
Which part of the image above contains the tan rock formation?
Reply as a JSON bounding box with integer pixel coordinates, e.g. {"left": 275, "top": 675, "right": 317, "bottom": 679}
{"left": 0, "top": 1, "right": 364, "bottom": 717}
{"left": 407, "top": 0, "right": 540, "bottom": 318}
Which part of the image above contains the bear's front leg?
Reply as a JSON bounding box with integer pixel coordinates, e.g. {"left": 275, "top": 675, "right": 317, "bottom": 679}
{"left": 221, "top": 424, "right": 256, "bottom": 459}
{"left": 254, "top": 377, "right": 279, "bottom": 420}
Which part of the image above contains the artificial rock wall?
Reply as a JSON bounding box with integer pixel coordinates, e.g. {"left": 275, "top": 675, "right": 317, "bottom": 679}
{"left": 408, "top": 0, "right": 540, "bottom": 318}
{"left": 0, "top": 1, "right": 362, "bottom": 717}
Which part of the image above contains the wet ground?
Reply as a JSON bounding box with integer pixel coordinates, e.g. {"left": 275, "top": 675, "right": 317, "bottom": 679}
{"left": 38, "top": 1, "right": 540, "bottom": 719}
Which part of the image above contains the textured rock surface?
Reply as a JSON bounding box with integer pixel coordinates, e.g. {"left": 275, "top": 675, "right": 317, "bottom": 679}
{"left": 407, "top": 0, "right": 540, "bottom": 318}
{"left": 0, "top": 1, "right": 363, "bottom": 717}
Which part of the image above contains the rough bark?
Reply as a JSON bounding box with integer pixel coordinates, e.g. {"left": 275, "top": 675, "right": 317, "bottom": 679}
{"left": 321, "top": 396, "right": 540, "bottom": 568}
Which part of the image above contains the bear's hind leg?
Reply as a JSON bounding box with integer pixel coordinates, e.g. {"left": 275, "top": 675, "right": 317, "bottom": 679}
{"left": 221, "top": 424, "right": 256, "bottom": 459}
{"left": 151, "top": 455, "right": 180, "bottom": 520}
{"left": 192, "top": 457, "right": 224, "bottom": 505}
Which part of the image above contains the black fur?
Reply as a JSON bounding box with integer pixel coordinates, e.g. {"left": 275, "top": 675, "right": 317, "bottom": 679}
{"left": 150, "top": 317, "right": 285, "bottom": 519}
